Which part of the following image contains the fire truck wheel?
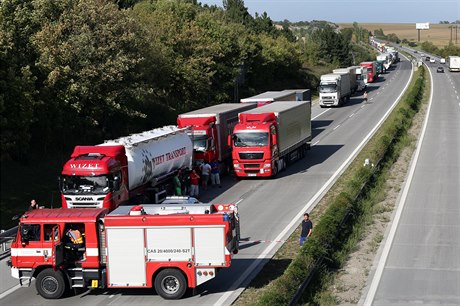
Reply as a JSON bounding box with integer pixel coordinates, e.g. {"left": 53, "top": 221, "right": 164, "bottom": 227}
{"left": 36, "top": 268, "right": 67, "bottom": 299}
{"left": 154, "top": 269, "right": 187, "bottom": 300}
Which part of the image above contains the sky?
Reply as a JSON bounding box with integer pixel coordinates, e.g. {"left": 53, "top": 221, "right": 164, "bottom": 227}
{"left": 199, "top": 0, "right": 460, "bottom": 23}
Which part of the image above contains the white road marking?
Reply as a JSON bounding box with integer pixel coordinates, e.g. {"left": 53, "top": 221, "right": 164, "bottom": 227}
{"left": 349, "top": 113, "right": 355, "bottom": 118}
{"left": 312, "top": 140, "right": 320, "bottom": 146}
{"left": 363, "top": 59, "right": 434, "bottom": 306}
{"left": 333, "top": 124, "right": 341, "bottom": 130}
{"left": 312, "top": 108, "right": 330, "bottom": 120}
{"left": 0, "top": 285, "right": 22, "bottom": 300}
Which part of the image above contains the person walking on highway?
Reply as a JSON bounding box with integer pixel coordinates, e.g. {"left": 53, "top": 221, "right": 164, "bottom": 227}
{"left": 189, "top": 169, "right": 201, "bottom": 198}
{"left": 210, "top": 160, "right": 222, "bottom": 188}
{"left": 363, "top": 90, "right": 368, "bottom": 103}
{"left": 299, "top": 213, "right": 313, "bottom": 246}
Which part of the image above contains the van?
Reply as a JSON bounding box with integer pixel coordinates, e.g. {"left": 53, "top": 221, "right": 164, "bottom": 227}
{"left": 440, "top": 58, "right": 446, "bottom": 64}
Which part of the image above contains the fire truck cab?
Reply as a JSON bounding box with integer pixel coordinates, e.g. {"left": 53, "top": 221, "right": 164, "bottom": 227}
{"left": 9, "top": 203, "right": 239, "bottom": 300}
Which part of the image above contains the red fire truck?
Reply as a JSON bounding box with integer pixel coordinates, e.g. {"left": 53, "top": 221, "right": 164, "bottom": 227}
{"left": 8, "top": 201, "right": 240, "bottom": 300}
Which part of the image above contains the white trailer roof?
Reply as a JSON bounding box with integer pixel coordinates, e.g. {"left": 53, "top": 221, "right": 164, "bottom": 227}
{"left": 100, "top": 125, "right": 186, "bottom": 147}
{"left": 240, "top": 90, "right": 293, "bottom": 102}
{"left": 239, "top": 101, "right": 310, "bottom": 114}
{"left": 179, "top": 103, "right": 253, "bottom": 117}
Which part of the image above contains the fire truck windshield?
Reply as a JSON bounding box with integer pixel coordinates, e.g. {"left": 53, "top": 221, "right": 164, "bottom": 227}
{"left": 192, "top": 135, "right": 208, "bottom": 152}
{"left": 61, "top": 175, "right": 110, "bottom": 195}
{"left": 233, "top": 132, "right": 268, "bottom": 147}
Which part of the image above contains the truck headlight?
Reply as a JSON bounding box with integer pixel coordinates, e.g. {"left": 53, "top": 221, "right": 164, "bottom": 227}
{"left": 263, "top": 163, "right": 271, "bottom": 168}
{"left": 233, "top": 164, "right": 241, "bottom": 169}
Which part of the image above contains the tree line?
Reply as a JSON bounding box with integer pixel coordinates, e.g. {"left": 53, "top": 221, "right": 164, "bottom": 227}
{"left": 1, "top": 0, "right": 368, "bottom": 161}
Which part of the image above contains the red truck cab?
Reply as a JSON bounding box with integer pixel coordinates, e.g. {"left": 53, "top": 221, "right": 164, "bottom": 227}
{"left": 231, "top": 112, "right": 278, "bottom": 177}
{"left": 360, "top": 61, "right": 377, "bottom": 83}
{"left": 59, "top": 145, "right": 127, "bottom": 210}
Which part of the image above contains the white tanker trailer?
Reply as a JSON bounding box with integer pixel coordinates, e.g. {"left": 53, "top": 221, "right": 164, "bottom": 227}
{"left": 60, "top": 126, "right": 192, "bottom": 210}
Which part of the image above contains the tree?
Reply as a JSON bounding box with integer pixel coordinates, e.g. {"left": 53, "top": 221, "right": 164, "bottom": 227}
{"left": 32, "top": 0, "right": 150, "bottom": 146}
{"left": 0, "top": 0, "right": 43, "bottom": 159}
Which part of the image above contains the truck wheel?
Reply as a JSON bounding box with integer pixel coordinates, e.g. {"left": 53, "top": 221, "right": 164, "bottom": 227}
{"left": 36, "top": 268, "right": 67, "bottom": 299}
{"left": 154, "top": 269, "right": 187, "bottom": 300}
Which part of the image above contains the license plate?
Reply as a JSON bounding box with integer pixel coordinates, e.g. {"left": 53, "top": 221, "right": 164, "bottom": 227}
{"left": 247, "top": 173, "right": 257, "bottom": 177}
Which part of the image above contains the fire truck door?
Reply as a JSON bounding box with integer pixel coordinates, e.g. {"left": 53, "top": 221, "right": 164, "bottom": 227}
{"left": 194, "top": 227, "right": 225, "bottom": 266}
{"left": 106, "top": 228, "right": 146, "bottom": 287}
{"left": 50, "top": 225, "right": 64, "bottom": 266}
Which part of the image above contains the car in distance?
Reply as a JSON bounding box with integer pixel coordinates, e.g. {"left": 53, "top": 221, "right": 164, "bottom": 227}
{"left": 425, "top": 56, "right": 431, "bottom": 61}
{"left": 430, "top": 58, "right": 435, "bottom": 63}
{"left": 440, "top": 58, "right": 446, "bottom": 64}
{"left": 437, "top": 66, "right": 444, "bottom": 73}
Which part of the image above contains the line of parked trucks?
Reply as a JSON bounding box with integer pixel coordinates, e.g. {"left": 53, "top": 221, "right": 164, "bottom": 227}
{"left": 318, "top": 41, "right": 400, "bottom": 108}
{"left": 9, "top": 89, "right": 313, "bottom": 301}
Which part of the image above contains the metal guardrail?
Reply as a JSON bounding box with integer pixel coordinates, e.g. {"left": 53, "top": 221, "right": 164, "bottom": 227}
{"left": 0, "top": 226, "right": 18, "bottom": 259}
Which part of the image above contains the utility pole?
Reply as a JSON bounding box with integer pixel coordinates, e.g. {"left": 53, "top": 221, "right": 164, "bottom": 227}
{"left": 450, "top": 25, "right": 453, "bottom": 42}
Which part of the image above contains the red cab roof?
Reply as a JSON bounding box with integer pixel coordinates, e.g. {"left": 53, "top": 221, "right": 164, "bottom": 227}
{"left": 20, "top": 208, "right": 108, "bottom": 224}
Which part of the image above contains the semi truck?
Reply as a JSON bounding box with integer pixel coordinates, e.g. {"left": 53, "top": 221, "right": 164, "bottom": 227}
{"left": 230, "top": 101, "right": 311, "bottom": 177}
{"left": 8, "top": 201, "right": 240, "bottom": 300}
{"left": 319, "top": 73, "right": 351, "bottom": 107}
{"left": 177, "top": 103, "right": 257, "bottom": 170}
{"left": 349, "top": 65, "right": 368, "bottom": 89}
{"left": 59, "top": 126, "right": 193, "bottom": 211}
{"left": 360, "top": 61, "right": 377, "bottom": 83}
{"left": 240, "top": 89, "right": 311, "bottom": 107}
{"left": 333, "top": 67, "right": 357, "bottom": 93}
{"left": 376, "top": 54, "right": 390, "bottom": 71}
{"left": 448, "top": 56, "right": 460, "bottom": 72}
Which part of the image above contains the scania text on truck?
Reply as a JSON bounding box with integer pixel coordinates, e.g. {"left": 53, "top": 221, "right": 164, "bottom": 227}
{"left": 177, "top": 103, "right": 257, "bottom": 170}
{"left": 319, "top": 73, "right": 351, "bottom": 107}
{"left": 448, "top": 56, "right": 460, "bottom": 72}
{"left": 8, "top": 201, "right": 240, "bottom": 300}
{"left": 230, "top": 101, "right": 311, "bottom": 177}
{"left": 59, "top": 126, "right": 193, "bottom": 211}
{"left": 360, "top": 61, "right": 377, "bottom": 83}
{"left": 333, "top": 67, "right": 358, "bottom": 93}
{"left": 240, "top": 89, "right": 311, "bottom": 107}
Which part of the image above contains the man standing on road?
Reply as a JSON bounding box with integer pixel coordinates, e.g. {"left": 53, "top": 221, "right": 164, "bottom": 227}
{"left": 210, "top": 160, "right": 222, "bottom": 188}
{"left": 200, "top": 162, "right": 211, "bottom": 191}
{"left": 300, "top": 213, "right": 313, "bottom": 246}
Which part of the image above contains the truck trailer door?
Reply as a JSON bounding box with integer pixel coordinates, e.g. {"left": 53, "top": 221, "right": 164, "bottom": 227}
{"left": 106, "top": 228, "right": 146, "bottom": 287}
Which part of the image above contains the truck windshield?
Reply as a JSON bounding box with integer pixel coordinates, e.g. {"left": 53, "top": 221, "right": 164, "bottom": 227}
{"left": 233, "top": 132, "right": 268, "bottom": 147}
{"left": 192, "top": 135, "right": 208, "bottom": 152}
{"left": 61, "top": 175, "right": 110, "bottom": 195}
{"left": 319, "top": 84, "right": 337, "bottom": 93}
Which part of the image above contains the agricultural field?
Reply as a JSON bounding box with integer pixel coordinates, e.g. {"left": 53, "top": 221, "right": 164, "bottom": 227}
{"left": 339, "top": 23, "right": 458, "bottom": 47}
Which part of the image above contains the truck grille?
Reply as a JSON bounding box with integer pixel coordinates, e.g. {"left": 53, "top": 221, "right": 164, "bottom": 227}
{"left": 239, "top": 152, "right": 263, "bottom": 160}
{"left": 243, "top": 164, "right": 260, "bottom": 169}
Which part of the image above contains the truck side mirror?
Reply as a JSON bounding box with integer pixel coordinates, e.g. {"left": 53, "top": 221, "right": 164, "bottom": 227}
{"left": 271, "top": 134, "right": 277, "bottom": 145}
{"left": 113, "top": 177, "right": 120, "bottom": 191}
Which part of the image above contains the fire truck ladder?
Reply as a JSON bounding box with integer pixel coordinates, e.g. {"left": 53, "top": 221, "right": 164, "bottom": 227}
{"left": 68, "top": 267, "right": 84, "bottom": 288}
{"left": 18, "top": 268, "right": 34, "bottom": 287}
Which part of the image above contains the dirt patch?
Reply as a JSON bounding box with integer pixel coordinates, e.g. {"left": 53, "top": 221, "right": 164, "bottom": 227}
{"left": 328, "top": 74, "right": 429, "bottom": 305}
